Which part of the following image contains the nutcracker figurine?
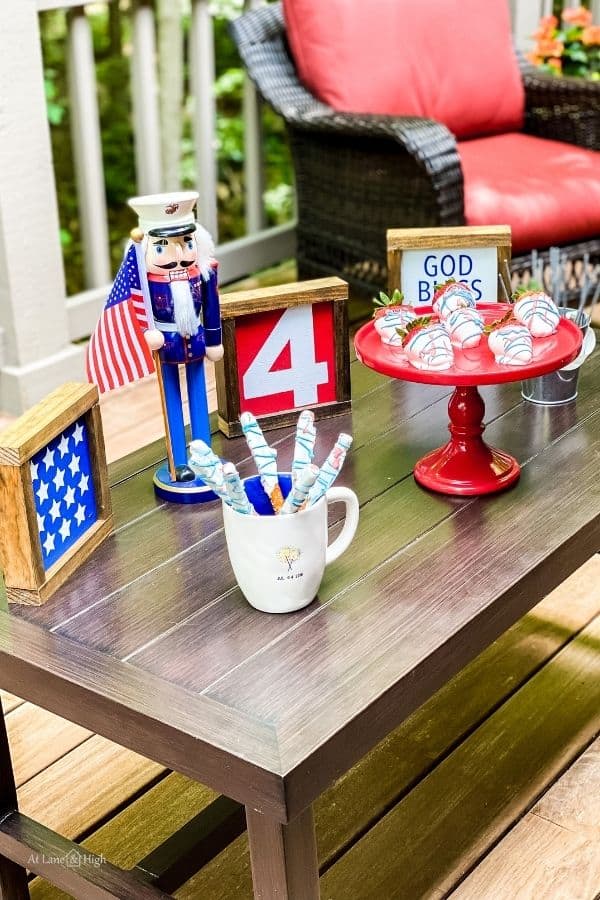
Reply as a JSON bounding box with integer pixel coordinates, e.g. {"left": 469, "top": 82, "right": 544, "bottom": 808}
{"left": 86, "top": 191, "right": 224, "bottom": 503}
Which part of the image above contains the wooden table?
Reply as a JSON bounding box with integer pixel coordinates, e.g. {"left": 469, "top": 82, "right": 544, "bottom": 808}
{"left": 0, "top": 344, "right": 599, "bottom": 899}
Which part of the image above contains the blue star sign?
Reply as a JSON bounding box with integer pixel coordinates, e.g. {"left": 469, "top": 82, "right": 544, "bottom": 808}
{"left": 30, "top": 417, "right": 98, "bottom": 570}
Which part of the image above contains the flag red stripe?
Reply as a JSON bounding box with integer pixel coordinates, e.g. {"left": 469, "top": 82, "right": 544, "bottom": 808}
{"left": 112, "top": 307, "right": 137, "bottom": 384}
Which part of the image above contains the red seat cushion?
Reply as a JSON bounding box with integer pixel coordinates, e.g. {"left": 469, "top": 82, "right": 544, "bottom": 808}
{"left": 283, "top": 0, "right": 524, "bottom": 139}
{"left": 459, "top": 133, "right": 600, "bottom": 253}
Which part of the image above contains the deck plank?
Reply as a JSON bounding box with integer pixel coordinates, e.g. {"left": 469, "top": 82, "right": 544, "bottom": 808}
{"left": 451, "top": 810, "right": 600, "bottom": 899}
{"left": 319, "top": 612, "right": 600, "bottom": 898}
{"left": 18, "top": 735, "right": 164, "bottom": 838}
{"left": 532, "top": 734, "right": 600, "bottom": 834}
{"left": 1, "top": 691, "right": 23, "bottom": 714}
{"left": 7, "top": 704, "right": 90, "bottom": 788}
{"left": 451, "top": 736, "right": 600, "bottom": 899}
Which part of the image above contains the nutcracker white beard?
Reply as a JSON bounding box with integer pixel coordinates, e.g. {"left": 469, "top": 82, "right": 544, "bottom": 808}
{"left": 171, "top": 280, "right": 200, "bottom": 337}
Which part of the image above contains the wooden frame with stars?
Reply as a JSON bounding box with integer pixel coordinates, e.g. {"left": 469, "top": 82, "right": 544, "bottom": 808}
{"left": 0, "top": 383, "right": 113, "bottom": 605}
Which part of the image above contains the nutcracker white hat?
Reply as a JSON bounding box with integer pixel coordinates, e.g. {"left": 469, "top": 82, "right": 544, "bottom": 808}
{"left": 128, "top": 191, "right": 199, "bottom": 237}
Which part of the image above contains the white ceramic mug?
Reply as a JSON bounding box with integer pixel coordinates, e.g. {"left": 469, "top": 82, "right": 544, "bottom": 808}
{"left": 222, "top": 474, "right": 359, "bottom": 614}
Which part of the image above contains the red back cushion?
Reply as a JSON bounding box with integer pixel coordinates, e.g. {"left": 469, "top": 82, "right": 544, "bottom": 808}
{"left": 283, "top": 0, "right": 525, "bottom": 139}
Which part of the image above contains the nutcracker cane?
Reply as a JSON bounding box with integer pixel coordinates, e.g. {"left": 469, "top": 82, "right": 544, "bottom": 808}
{"left": 152, "top": 350, "right": 177, "bottom": 483}
{"left": 132, "top": 237, "right": 178, "bottom": 484}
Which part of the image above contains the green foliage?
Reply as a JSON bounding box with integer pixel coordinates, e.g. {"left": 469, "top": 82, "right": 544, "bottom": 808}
{"left": 40, "top": 0, "right": 293, "bottom": 295}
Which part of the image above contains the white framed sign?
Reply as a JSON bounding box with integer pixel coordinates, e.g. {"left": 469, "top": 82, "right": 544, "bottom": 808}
{"left": 387, "top": 225, "right": 512, "bottom": 304}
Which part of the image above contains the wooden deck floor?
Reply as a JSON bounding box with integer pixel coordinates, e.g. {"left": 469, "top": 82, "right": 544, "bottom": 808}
{"left": 1, "top": 263, "right": 599, "bottom": 897}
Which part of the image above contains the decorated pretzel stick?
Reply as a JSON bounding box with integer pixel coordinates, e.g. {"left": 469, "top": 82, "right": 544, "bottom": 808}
{"left": 292, "top": 410, "right": 316, "bottom": 485}
{"left": 240, "top": 412, "right": 284, "bottom": 512}
{"left": 189, "top": 439, "right": 227, "bottom": 500}
{"left": 308, "top": 433, "right": 353, "bottom": 506}
{"left": 280, "top": 464, "right": 319, "bottom": 515}
{"left": 222, "top": 462, "right": 255, "bottom": 515}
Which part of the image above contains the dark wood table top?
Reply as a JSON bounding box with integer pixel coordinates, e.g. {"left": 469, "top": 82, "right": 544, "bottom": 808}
{"left": 1, "top": 346, "right": 599, "bottom": 824}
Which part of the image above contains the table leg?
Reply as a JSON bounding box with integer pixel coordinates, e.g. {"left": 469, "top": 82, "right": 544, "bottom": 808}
{"left": 0, "top": 703, "right": 28, "bottom": 898}
{"left": 246, "top": 805, "right": 319, "bottom": 900}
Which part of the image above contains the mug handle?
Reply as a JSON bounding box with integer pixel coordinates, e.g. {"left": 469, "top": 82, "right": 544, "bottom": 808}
{"left": 325, "top": 486, "right": 360, "bottom": 565}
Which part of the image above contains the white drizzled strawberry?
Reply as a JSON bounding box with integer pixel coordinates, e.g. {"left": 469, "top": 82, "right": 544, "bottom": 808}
{"left": 444, "top": 307, "right": 484, "bottom": 349}
{"left": 372, "top": 290, "right": 417, "bottom": 345}
{"left": 432, "top": 279, "right": 476, "bottom": 320}
{"left": 399, "top": 317, "right": 454, "bottom": 371}
{"left": 513, "top": 289, "right": 559, "bottom": 337}
{"left": 487, "top": 317, "right": 533, "bottom": 366}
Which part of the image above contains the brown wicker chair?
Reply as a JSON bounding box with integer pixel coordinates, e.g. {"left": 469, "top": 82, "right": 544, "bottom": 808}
{"left": 231, "top": 3, "right": 600, "bottom": 300}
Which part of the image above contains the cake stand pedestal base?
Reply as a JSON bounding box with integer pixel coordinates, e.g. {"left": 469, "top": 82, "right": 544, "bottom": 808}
{"left": 414, "top": 385, "right": 520, "bottom": 496}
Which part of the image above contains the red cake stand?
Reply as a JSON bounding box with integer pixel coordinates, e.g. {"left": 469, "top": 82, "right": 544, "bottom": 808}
{"left": 354, "top": 304, "right": 582, "bottom": 496}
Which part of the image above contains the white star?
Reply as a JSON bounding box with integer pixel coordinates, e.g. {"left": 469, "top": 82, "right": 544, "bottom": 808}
{"left": 53, "top": 468, "right": 65, "bottom": 491}
{"left": 58, "top": 434, "right": 70, "bottom": 457}
{"left": 42, "top": 447, "right": 55, "bottom": 471}
{"left": 37, "top": 513, "right": 45, "bottom": 533}
{"left": 30, "top": 462, "right": 39, "bottom": 482}
{"left": 68, "top": 455, "right": 80, "bottom": 477}
{"left": 78, "top": 473, "right": 89, "bottom": 495}
{"left": 49, "top": 499, "right": 61, "bottom": 522}
{"left": 74, "top": 503, "right": 86, "bottom": 526}
{"left": 36, "top": 481, "right": 49, "bottom": 503}
{"left": 58, "top": 519, "right": 71, "bottom": 542}
{"left": 43, "top": 532, "right": 55, "bottom": 555}
{"left": 64, "top": 485, "right": 75, "bottom": 509}
{"left": 73, "top": 423, "right": 84, "bottom": 446}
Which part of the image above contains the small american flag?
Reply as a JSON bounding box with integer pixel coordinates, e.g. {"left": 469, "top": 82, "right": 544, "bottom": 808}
{"left": 31, "top": 418, "right": 98, "bottom": 570}
{"left": 86, "top": 242, "right": 155, "bottom": 393}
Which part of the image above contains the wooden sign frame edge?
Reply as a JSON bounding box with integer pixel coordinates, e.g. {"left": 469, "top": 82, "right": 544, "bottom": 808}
{"left": 0, "top": 383, "right": 114, "bottom": 606}
{"left": 386, "top": 225, "right": 512, "bottom": 302}
{"left": 216, "top": 277, "right": 351, "bottom": 438}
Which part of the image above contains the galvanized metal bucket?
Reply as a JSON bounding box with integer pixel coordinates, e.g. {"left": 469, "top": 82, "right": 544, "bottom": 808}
{"left": 521, "top": 309, "right": 596, "bottom": 406}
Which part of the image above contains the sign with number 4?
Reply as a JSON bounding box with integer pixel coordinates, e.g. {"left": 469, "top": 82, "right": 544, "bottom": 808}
{"left": 215, "top": 278, "right": 351, "bottom": 437}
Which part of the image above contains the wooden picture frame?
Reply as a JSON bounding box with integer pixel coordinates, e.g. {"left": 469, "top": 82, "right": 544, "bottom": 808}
{"left": 215, "top": 277, "right": 351, "bottom": 438}
{"left": 387, "top": 225, "right": 512, "bottom": 304}
{"left": 0, "top": 383, "right": 113, "bottom": 605}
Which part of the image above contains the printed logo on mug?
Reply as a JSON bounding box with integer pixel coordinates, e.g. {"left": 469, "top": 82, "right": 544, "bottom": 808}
{"left": 223, "top": 474, "right": 359, "bottom": 614}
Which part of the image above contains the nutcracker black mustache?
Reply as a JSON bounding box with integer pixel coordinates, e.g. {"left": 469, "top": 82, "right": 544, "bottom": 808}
{"left": 157, "top": 259, "right": 195, "bottom": 269}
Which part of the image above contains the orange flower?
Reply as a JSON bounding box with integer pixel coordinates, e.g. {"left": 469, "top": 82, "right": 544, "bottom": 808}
{"left": 561, "top": 6, "right": 593, "bottom": 27}
{"left": 534, "top": 14, "right": 558, "bottom": 39}
{"left": 581, "top": 24, "right": 600, "bottom": 45}
{"left": 526, "top": 51, "right": 544, "bottom": 66}
{"left": 547, "top": 57, "right": 563, "bottom": 74}
{"left": 537, "top": 38, "right": 565, "bottom": 57}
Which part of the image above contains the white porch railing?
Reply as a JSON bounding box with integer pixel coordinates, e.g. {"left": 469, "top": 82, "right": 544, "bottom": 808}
{"left": 0, "top": 0, "right": 597, "bottom": 413}
{"left": 0, "top": 0, "right": 295, "bottom": 413}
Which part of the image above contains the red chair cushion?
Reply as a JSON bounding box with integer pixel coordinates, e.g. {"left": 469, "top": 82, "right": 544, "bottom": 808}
{"left": 459, "top": 133, "right": 600, "bottom": 253}
{"left": 283, "top": 0, "right": 524, "bottom": 139}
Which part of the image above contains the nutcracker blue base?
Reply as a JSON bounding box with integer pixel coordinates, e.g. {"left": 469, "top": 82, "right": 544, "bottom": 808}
{"left": 153, "top": 467, "right": 217, "bottom": 504}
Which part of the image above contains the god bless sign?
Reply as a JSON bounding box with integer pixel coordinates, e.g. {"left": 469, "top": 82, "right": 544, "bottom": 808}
{"left": 215, "top": 277, "right": 350, "bottom": 437}
{"left": 387, "top": 225, "right": 511, "bottom": 304}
